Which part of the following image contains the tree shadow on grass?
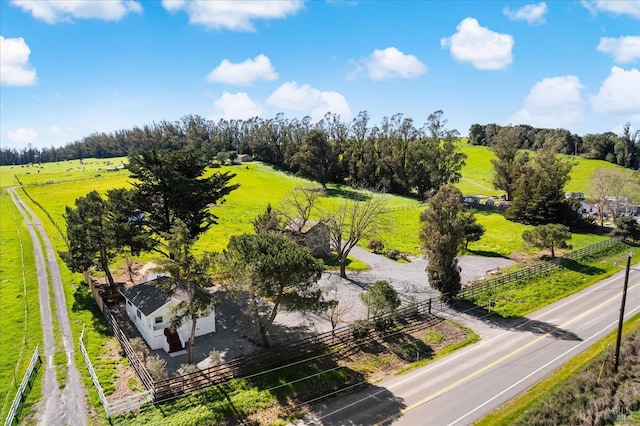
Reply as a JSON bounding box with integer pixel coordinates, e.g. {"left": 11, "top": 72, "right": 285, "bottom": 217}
{"left": 324, "top": 187, "right": 372, "bottom": 201}
{"left": 464, "top": 249, "right": 509, "bottom": 259}
{"left": 559, "top": 259, "right": 605, "bottom": 276}
{"left": 72, "top": 281, "right": 110, "bottom": 336}
{"left": 450, "top": 299, "right": 582, "bottom": 341}
{"left": 382, "top": 332, "right": 433, "bottom": 362}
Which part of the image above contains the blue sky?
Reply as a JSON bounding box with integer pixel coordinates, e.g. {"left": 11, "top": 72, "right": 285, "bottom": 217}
{"left": 1, "top": 0, "right": 639, "bottom": 150}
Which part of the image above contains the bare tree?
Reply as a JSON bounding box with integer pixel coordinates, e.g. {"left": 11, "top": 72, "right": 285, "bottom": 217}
{"left": 279, "top": 185, "right": 324, "bottom": 231}
{"left": 323, "top": 284, "right": 354, "bottom": 336}
{"left": 324, "top": 196, "right": 387, "bottom": 278}
{"left": 587, "top": 167, "right": 638, "bottom": 226}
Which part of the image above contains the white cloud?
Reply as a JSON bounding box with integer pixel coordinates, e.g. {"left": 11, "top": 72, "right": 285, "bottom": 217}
{"left": 49, "top": 125, "right": 64, "bottom": 136}
{"left": 7, "top": 127, "right": 38, "bottom": 144}
{"left": 503, "top": 2, "right": 547, "bottom": 25}
{"left": 161, "top": 0, "right": 304, "bottom": 31}
{"left": 207, "top": 54, "right": 278, "bottom": 86}
{"left": 590, "top": 67, "right": 640, "bottom": 117}
{"left": 510, "top": 75, "right": 585, "bottom": 128}
{"left": 1, "top": 36, "right": 37, "bottom": 86}
{"left": 213, "top": 92, "right": 264, "bottom": 120}
{"left": 352, "top": 47, "right": 427, "bottom": 81}
{"left": 582, "top": 0, "right": 640, "bottom": 19}
{"left": 597, "top": 36, "right": 640, "bottom": 63}
{"left": 266, "top": 81, "right": 351, "bottom": 121}
{"left": 441, "top": 18, "right": 514, "bottom": 70}
{"left": 11, "top": 0, "right": 142, "bottom": 23}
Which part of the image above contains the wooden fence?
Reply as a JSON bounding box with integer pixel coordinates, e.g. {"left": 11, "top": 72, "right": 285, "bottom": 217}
{"left": 102, "top": 306, "right": 155, "bottom": 392}
{"left": 103, "top": 298, "right": 439, "bottom": 403}
{"left": 18, "top": 186, "right": 66, "bottom": 246}
{"left": 458, "top": 238, "right": 625, "bottom": 299}
{"left": 152, "top": 298, "right": 438, "bottom": 401}
{"left": 3, "top": 346, "right": 41, "bottom": 426}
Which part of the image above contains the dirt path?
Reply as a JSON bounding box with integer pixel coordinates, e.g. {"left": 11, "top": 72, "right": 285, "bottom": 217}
{"left": 460, "top": 176, "right": 494, "bottom": 193}
{"left": 8, "top": 187, "right": 87, "bottom": 426}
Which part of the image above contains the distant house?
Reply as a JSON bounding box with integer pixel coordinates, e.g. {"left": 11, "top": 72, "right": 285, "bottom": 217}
{"left": 137, "top": 262, "right": 168, "bottom": 284}
{"left": 120, "top": 277, "right": 216, "bottom": 354}
{"left": 285, "top": 219, "right": 330, "bottom": 257}
{"left": 237, "top": 154, "right": 253, "bottom": 163}
{"left": 566, "top": 192, "right": 585, "bottom": 200}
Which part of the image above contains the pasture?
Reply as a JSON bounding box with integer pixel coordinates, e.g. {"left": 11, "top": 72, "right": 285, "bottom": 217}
{"left": 0, "top": 143, "right": 631, "bottom": 422}
{"left": 0, "top": 192, "right": 42, "bottom": 419}
{"left": 1, "top": 145, "right": 625, "bottom": 259}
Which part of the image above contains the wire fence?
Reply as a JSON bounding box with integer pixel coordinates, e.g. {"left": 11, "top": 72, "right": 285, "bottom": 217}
{"left": 17, "top": 186, "right": 67, "bottom": 247}
{"left": 3, "top": 346, "right": 41, "bottom": 426}
{"left": 458, "top": 238, "right": 625, "bottom": 299}
{"left": 79, "top": 325, "right": 152, "bottom": 418}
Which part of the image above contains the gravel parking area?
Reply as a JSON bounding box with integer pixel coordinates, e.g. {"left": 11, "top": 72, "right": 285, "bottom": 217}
{"left": 116, "top": 247, "right": 515, "bottom": 373}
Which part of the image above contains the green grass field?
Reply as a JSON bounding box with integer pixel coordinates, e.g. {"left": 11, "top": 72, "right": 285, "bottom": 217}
{"left": 457, "top": 143, "right": 498, "bottom": 196}
{"left": 466, "top": 243, "right": 637, "bottom": 318}
{"left": 0, "top": 144, "right": 636, "bottom": 423}
{"left": 0, "top": 192, "right": 42, "bottom": 421}
{"left": 1, "top": 146, "right": 625, "bottom": 260}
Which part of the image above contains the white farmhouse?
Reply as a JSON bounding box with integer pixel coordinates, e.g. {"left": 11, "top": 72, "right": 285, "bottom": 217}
{"left": 120, "top": 277, "right": 216, "bottom": 354}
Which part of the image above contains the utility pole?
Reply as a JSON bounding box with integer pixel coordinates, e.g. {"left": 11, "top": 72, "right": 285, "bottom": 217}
{"left": 613, "top": 252, "right": 632, "bottom": 373}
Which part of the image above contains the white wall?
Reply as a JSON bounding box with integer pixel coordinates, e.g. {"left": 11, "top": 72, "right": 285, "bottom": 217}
{"left": 125, "top": 298, "right": 215, "bottom": 352}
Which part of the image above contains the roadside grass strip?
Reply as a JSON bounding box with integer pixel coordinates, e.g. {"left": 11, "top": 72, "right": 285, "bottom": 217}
{"left": 465, "top": 244, "right": 640, "bottom": 318}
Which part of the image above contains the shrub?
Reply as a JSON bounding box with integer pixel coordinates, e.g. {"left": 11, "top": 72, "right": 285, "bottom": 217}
{"left": 209, "top": 350, "right": 222, "bottom": 366}
{"left": 368, "top": 239, "right": 385, "bottom": 254}
{"left": 147, "top": 355, "right": 168, "bottom": 381}
{"left": 374, "top": 316, "right": 395, "bottom": 333}
{"left": 385, "top": 249, "right": 400, "bottom": 260}
{"left": 180, "top": 363, "right": 199, "bottom": 375}
{"left": 129, "top": 337, "right": 149, "bottom": 364}
{"left": 351, "top": 319, "right": 372, "bottom": 341}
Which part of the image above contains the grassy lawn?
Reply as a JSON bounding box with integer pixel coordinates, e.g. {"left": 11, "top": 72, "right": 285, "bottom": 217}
{"left": 457, "top": 143, "right": 499, "bottom": 196}
{"left": 0, "top": 192, "right": 42, "bottom": 422}
{"left": 465, "top": 243, "right": 638, "bottom": 318}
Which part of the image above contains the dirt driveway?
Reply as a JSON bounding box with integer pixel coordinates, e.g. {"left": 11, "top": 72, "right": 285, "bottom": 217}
{"left": 8, "top": 187, "right": 88, "bottom": 426}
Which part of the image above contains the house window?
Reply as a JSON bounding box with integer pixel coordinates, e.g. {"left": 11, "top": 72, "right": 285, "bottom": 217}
{"left": 155, "top": 316, "right": 163, "bottom": 324}
{"left": 136, "top": 310, "right": 141, "bottom": 319}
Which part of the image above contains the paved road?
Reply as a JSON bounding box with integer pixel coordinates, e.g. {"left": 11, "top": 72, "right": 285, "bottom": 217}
{"left": 8, "top": 188, "right": 87, "bottom": 426}
{"left": 296, "top": 261, "right": 640, "bottom": 425}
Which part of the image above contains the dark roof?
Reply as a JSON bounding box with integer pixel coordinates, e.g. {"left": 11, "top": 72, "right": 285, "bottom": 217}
{"left": 285, "top": 219, "right": 326, "bottom": 234}
{"left": 120, "top": 277, "right": 171, "bottom": 316}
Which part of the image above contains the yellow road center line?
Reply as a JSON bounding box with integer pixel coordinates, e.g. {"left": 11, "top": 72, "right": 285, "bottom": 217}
{"left": 375, "top": 280, "right": 640, "bottom": 425}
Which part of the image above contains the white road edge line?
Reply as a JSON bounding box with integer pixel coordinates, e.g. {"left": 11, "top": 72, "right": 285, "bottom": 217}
{"left": 316, "top": 270, "right": 638, "bottom": 421}
{"left": 446, "top": 305, "right": 640, "bottom": 426}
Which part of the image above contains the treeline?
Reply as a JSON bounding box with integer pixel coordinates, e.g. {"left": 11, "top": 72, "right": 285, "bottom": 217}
{"left": 1, "top": 111, "right": 466, "bottom": 197}
{"left": 469, "top": 123, "right": 640, "bottom": 169}
{"left": 4, "top": 111, "right": 637, "bottom": 192}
